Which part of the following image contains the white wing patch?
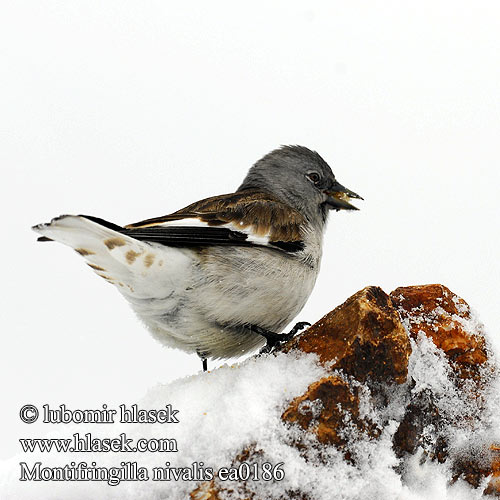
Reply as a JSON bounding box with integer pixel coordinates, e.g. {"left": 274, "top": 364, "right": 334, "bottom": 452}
{"left": 152, "top": 217, "right": 272, "bottom": 247}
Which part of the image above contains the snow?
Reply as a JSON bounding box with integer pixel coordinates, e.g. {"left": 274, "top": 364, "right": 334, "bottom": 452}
{"left": 0, "top": 352, "right": 327, "bottom": 499}
{"left": 2, "top": 308, "right": 499, "bottom": 500}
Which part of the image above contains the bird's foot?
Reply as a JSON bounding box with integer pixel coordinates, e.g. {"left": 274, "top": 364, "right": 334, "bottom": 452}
{"left": 249, "top": 321, "right": 311, "bottom": 354}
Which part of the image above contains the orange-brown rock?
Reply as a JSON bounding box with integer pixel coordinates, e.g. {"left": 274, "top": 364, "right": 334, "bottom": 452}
{"left": 190, "top": 480, "right": 221, "bottom": 500}
{"left": 286, "top": 286, "right": 411, "bottom": 385}
{"left": 450, "top": 444, "right": 500, "bottom": 496}
{"left": 390, "top": 284, "right": 497, "bottom": 494}
{"left": 281, "top": 375, "right": 378, "bottom": 454}
{"left": 486, "top": 445, "right": 500, "bottom": 496}
{"left": 189, "top": 285, "right": 498, "bottom": 500}
{"left": 390, "top": 284, "right": 489, "bottom": 379}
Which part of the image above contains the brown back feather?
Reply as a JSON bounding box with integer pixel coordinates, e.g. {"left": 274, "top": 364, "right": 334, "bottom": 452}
{"left": 125, "top": 189, "right": 305, "bottom": 243}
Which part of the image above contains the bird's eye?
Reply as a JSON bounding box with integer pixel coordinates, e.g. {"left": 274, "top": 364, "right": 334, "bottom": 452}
{"left": 307, "top": 172, "right": 321, "bottom": 185}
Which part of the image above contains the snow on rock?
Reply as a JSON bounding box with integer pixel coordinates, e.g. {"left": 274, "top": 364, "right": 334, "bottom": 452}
{"left": 1, "top": 285, "right": 499, "bottom": 500}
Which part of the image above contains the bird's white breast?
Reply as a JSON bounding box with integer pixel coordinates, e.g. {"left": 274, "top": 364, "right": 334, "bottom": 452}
{"left": 189, "top": 228, "right": 322, "bottom": 331}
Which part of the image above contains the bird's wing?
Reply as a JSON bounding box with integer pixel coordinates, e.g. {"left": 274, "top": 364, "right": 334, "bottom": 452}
{"left": 123, "top": 189, "right": 306, "bottom": 253}
{"left": 32, "top": 191, "right": 305, "bottom": 299}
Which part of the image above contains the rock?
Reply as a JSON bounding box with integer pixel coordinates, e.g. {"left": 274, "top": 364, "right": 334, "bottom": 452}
{"left": 285, "top": 286, "right": 411, "bottom": 385}
{"left": 486, "top": 445, "right": 500, "bottom": 496}
{"left": 190, "top": 480, "right": 221, "bottom": 500}
{"left": 281, "top": 375, "right": 379, "bottom": 460}
{"left": 190, "top": 284, "right": 498, "bottom": 499}
{"left": 281, "top": 376, "right": 359, "bottom": 446}
{"left": 390, "top": 284, "right": 496, "bottom": 491}
{"left": 451, "top": 444, "right": 500, "bottom": 496}
{"left": 390, "top": 284, "right": 489, "bottom": 380}
{"left": 392, "top": 388, "right": 449, "bottom": 463}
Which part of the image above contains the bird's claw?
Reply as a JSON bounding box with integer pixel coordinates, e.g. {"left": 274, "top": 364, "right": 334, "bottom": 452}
{"left": 253, "top": 321, "right": 311, "bottom": 355}
{"left": 287, "top": 321, "right": 311, "bottom": 337}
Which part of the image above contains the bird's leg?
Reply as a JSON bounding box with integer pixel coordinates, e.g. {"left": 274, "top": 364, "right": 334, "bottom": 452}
{"left": 197, "top": 350, "right": 208, "bottom": 372}
{"left": 248, "top": 322, "right": 311, "bottom": 353}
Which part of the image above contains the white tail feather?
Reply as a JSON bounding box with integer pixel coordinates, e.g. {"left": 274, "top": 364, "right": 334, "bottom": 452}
{"left": 33, "top": 215, "right": 193, "bottom": 299}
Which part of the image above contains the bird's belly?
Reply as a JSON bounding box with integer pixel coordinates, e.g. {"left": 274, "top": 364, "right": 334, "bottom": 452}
{"left": 191, "top": 247, "right": 319, "bottom": 331}
{"left": 125, "top": 246, "right": 319, "bottom": 359}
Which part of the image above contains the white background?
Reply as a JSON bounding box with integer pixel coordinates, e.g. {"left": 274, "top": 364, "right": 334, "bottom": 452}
{"left": 1, "top": 1, "right": 499, "bottom": 460}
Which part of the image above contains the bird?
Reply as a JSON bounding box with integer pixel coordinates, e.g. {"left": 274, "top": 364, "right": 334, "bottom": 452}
{"left": 33, "top": 145, "right": 362, "bottom": 371}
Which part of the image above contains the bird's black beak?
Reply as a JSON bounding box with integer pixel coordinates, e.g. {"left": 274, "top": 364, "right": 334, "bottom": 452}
{"left": 324, "top": 181, "right": 363, "bottom": 211}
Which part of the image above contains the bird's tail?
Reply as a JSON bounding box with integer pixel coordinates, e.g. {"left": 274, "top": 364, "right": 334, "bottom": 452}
{"left": 32, "top": 215, "right": 182, "bottom": 298}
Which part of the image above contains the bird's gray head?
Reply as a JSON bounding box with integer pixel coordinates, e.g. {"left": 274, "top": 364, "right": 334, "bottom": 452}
{"left": 238, "top": 145, "right": 362, "bottom": 225}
